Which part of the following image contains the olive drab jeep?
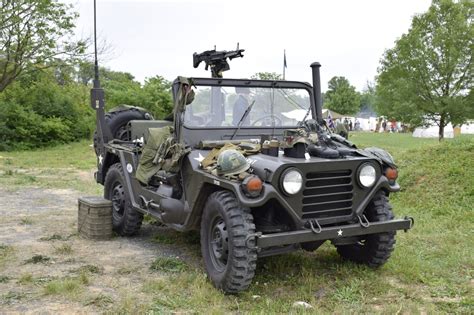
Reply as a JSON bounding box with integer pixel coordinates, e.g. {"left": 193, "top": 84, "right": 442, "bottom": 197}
{"left": 91, "top": 61, "right": 414, "bottom": 293}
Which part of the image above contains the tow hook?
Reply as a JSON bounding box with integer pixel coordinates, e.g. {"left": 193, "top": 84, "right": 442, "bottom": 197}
{"left": 358, "top": 214, "right": 370, "bottom": 228}
{"left": 404, "top": 216, "right": 415, "bottom": 232}
{"left": 245, "top": 232, "right": 261, "bottom": 250}
{"left": 309, "top": 219, "right": 322, "bottom": 234}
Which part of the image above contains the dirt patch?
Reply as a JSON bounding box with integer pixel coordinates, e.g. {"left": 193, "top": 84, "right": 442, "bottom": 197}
{"left": 0, "top": 186, "right": 200, "bottom": 313}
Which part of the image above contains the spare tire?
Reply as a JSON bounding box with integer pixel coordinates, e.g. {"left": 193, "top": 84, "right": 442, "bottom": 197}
{"left": 94, "top": 105, "right": 153, "bottom": 154}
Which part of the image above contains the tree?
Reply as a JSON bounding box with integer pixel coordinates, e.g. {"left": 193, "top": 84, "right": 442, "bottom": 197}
{"left": 251, "top": 72, "right": 282, "bottom": 80}
{"left": 324, "top": 76, "right": 361, "bottom": 115}
{"left": 376, "top": 0, "right": 473, "bottom": 140}
{"left": 0, "top": 0, "right": 85, "bottom": 92}
{"left": 358, "top": 81, "right": 378, "bottom": 116}
{"left": 141, "top": 76, "right": 173, "bottom": 119}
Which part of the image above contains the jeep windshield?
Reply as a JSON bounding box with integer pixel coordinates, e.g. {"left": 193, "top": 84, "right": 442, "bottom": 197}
{"left": 184, "top": 84, "right": 313, "bottom": 129}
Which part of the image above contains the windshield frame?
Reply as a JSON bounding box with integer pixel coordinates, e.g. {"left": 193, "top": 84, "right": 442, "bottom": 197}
{"left": 176, "top": 77, "right": 316, "bottom": 130}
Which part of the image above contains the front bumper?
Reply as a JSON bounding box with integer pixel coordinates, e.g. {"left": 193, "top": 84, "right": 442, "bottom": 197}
{"left": 256, "top": 217, "right": 414, "bottom": 248}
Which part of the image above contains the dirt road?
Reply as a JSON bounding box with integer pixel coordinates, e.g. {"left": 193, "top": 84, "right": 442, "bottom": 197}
{"left": 0, "top": 186, "right": 199, "bottom": 314}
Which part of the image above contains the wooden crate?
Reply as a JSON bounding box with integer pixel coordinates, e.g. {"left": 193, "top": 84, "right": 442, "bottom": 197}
{"left": 78, "top": 196, "right": 113, "bottom": 240}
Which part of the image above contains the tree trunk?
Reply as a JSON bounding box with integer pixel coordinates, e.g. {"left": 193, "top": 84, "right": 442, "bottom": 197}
{"left": 438, "top": 114, "right": 445, "bottom": 142}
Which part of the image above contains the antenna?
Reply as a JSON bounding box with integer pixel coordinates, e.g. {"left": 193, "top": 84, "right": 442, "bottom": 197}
{"left": 93, "top": 0, "right": 100, "bottom": 87}
{"left": 90, "top": 0, "right": 112, "bottom": 144}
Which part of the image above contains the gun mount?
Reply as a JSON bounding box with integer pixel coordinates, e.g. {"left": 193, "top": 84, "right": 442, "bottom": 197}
{"left": 193, "top": 44, "right": 244, "bottom": 78}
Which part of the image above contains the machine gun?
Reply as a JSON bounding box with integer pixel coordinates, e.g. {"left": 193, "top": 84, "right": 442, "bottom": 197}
{"left": 193, "top": 44, "right": 244, "bottom": 78}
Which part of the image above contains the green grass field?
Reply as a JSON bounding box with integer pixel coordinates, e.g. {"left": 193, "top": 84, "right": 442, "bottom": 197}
{"left": 0, "top": 133, "right": 473, "bottom": 313}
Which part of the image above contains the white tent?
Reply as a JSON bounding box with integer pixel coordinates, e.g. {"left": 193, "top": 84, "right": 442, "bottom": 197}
{"left": 461, "top": 121, "right": 474, "bottom": 134}
{"left": 281, "top": 109, "right": 345, "bottom": 121}
{"left": 413, "top": 124, "right": 454, "bottom": 138}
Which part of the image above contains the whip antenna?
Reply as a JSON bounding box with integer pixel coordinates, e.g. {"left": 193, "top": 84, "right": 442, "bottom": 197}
{"left": 90, "top": 0, "right": 111, "bottom": 143}
{"left": 93, "top": 0, "right": 100, "bottom": 87}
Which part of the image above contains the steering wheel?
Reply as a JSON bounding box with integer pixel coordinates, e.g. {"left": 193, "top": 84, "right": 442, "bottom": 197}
{"left": 251, "top": 115, "right": 282, "bottom": 127}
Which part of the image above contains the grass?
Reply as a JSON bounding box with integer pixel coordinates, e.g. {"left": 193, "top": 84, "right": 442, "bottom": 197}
{"left": 150, "top": 256, "right": 188, "bottom": 273}
{"left": 1, "top": 291, "right": 27, "bottom": 305}
{"left": 43, "top": 276, "right": 87, "bottom": 297}
{"left": 24, "top": 254, "right": 50, "bottom": 264}
{"left": 0, "top": 244, "right": 14, "bottom": 267}
{"left": 20, "top": 217, "right": 33, "bottom": 225}
{"left": 72, "top": 264, "right": 103, "bottom": 275}
{"left": 39, "top": 234, "right": 69, "bottom": 241}
{"left": 84, "top": 293, "right": 114, "bottom": 307}
{"left": 53, "top": 243, "right": 73, "bottom": 255}
{"left": 0, "top": 134, "right": 473, "bottom": 313}
{"left": 17, "top": 273, "right": 34, "bottom": 284}
{"left": 0, "top": 139, "right": 102, "bottom": 194}
{"left": 0, "top": 276, "right": 10, "bottom": 283}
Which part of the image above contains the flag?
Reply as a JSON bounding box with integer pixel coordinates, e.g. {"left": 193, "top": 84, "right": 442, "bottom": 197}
{"left": 284, "top": 50, "right": 287, "bottom": 69}
{"left": 327, "top": 110, "right": 335, "bottom": 129}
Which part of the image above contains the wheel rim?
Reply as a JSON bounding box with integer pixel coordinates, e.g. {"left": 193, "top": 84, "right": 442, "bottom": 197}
{"left": 208, "top": 216, "right": 229, "bottom": 272}
{"left": 115, "top": 126, "right": 131, "bottom": 141}
{"left": 111, "top": 182, "right": 125, "bottom": 218}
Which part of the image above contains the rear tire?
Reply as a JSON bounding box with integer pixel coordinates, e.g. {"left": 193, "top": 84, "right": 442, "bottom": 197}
{"left": 336, "top": 191, "right": 396, "bottom": 268}
{"left": 200, "top": 191, "right": 257, "bottom": 293}
{"left": 104, "top": 163, "right": 143, "bottom": 236}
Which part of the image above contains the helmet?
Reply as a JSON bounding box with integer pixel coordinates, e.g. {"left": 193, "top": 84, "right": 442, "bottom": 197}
{"left": 216, "top": 149, "right": 250, "bottom": 176}
{"left": 281, "top": 128, "right": 309, "bottom": 148}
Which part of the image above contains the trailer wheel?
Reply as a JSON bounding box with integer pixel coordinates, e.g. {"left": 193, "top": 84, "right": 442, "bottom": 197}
{"left": 94, "top": 107, "right": 152, "bottom": 154}
{"left": 201, "top": 191, "right": 257, "bottom": 293}
{"left": 336, "top": 191, "right": 396, "bottom": 268}
{"left": 104, "top": 163, "right": 143, "bottom": 236}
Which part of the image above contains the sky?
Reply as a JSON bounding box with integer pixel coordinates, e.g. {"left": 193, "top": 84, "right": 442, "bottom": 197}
{"left": 66, "top": 0, "right": 432, "bottom": 91}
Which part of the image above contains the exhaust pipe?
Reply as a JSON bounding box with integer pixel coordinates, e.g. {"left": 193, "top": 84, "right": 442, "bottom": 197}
{"left": 310, "top": 62, "right": 323, "bottom": 124}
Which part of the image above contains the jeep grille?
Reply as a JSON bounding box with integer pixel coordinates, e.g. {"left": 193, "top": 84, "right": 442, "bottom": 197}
{"left": 302, "top": 170, "right": 353, "bottom": 220}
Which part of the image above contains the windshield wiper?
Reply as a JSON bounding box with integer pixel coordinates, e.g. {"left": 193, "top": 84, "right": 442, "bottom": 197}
{"left": 231, "top": 100, "right": 255, "bottom": 140}
{"left": 298, "top": 105, "right": 312, "bottom": 127}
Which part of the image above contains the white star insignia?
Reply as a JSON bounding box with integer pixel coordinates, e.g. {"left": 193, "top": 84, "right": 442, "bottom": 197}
{"left": 194, "top": 153, "right": 205, "bottom": 163}
{"left": 337, "top": 229, "right": 343, "bottom": 237}
{"left": 98, "top": 154, "right": 103, "bottom": 165}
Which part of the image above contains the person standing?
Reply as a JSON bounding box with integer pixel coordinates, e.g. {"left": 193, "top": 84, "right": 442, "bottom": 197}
{"left": 233, "top": 87, "right": 251, "bottom": 126}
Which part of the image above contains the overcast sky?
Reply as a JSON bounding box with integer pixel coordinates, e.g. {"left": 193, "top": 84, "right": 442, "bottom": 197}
{"left": 66, "top": 0, "right": 432, "bottom": 91}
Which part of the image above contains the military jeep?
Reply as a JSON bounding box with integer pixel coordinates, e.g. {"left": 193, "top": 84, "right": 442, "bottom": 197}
{"left": 92, "top": 63, "right": 413, "bottom": 293}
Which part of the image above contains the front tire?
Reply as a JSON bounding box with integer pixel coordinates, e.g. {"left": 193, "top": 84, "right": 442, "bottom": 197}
{"left": 200, "top": 191, "right": 257, "bottom": 293}
{"left": 104, "top": 163, "right": 143, "bottom": 236}
{"left": 336, "top": 191, "right": 396, "bottom": 268}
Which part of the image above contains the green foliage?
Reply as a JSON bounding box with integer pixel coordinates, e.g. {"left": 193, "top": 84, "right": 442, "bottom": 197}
{"left": 150, "top": 256, "right": 188, "bottom": 273}
{"left": 0, "top": 69, "right": 93, "bottom": 150}
{"left": 0, "top": 0, "right": 85, "bottom": 92}
{"left": 0, "top": 62, "right": 172, "bottom": 150}
{"left": 251, "top": 72, "right": 283, "bottom": 80}
{"left": 360, "top": 81, "right": 377, "bottom": 113}
{"left": 78, "top": 62, "right": 174, "bottom": 119}
{"left": 44, "top": 277, "right": 86, "bottom": 296}
{"left": 325, "top": 76, "right": 361, "bottom": 115}
{"left": 376, "top": 0, "right": 473, "bottom": 140}
{"left": 141, "top": 76, "right": 173, "bottom": 119}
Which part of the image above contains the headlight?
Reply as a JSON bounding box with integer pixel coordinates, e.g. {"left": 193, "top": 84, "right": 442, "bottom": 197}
{"left": 281, "top": 169, "right": 303, "bottom": 195}
{"left": 358, "top": 164, "right": 377, "bottom": 188}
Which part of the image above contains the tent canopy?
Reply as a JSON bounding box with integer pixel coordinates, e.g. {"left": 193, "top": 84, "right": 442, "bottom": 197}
{"left": 322, "top": 109, "right": 344, "bottom": 119}
{"left": 281, "top": 108, "right": 346, "bottom": 121}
